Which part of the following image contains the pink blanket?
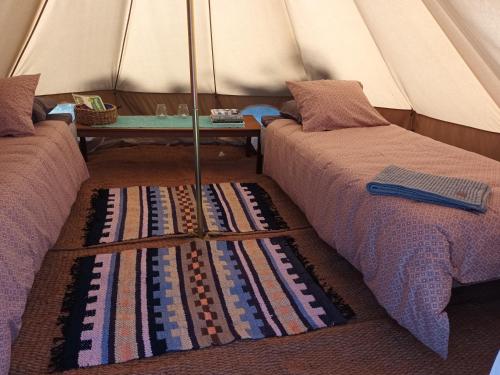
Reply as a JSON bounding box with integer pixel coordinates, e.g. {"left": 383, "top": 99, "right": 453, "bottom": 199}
{"left": 264, "top": 119, "right": 500, "bottom": 357}
{"left": 0, "top": 121, "right": 89, "bottom": 374}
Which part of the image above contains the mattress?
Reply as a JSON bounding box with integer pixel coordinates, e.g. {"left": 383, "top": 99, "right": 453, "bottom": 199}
{"left": 263, "top": 119, "right": 500, "bottom": 358}
{"left": 0, "top": 121, "right": 89, "bottom": 374}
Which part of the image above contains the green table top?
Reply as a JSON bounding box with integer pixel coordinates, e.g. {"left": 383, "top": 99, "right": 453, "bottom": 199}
{"left": 91, "top": 115, "right": 244, "bottom": 129}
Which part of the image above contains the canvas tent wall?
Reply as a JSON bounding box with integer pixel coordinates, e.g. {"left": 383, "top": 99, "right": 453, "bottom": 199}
{"left": 1, "top": 0, "right": 499, "bottom": 159}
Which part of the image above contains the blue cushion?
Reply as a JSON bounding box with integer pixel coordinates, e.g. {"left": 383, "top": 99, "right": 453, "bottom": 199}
{"left": 49, "top": 103, "right": 76, "bottom": 121}
{"left": 241, "top": 105, "right": 280, "bottom": 125}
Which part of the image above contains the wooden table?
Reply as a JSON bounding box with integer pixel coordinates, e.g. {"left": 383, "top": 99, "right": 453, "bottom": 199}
{"left": 76, "top": 115, "right": 263, "bottom": 173}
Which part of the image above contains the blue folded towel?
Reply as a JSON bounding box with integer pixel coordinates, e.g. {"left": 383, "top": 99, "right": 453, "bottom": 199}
{"left": 366, "top": 165, "right": 491, "bottom": 213}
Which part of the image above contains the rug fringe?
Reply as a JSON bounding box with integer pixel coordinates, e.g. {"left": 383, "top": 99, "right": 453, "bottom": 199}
{"left": 83, "top": 189, "right": 109, "bottom": 247}
{"left": 281, "top": 236, "right": 356, "bottom": 320}
{"left": 49, "top": 257, "right": 88, "bottom": 372}
{"left": 50, "top": 338, "right": 66, "bottom": 373}
{"left": 246, "top": 183, "right": 289, "bottom": 230}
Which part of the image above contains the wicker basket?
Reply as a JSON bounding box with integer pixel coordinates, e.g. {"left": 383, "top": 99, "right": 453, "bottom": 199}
{"left": 75, "top": 103, "right": 117, "bottom": 125}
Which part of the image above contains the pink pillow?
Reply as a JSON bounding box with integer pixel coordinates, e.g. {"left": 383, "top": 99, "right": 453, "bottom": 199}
{"left": 0, "top": 74, "right": 40, "bottom": 137}
{"left": 286, "top": 80, "right": 390, "bottom": 132}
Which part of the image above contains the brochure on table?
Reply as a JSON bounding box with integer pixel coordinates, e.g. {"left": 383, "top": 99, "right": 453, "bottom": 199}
{"left": 72, "top": 94, "right": 106, "bottom": 111}
{"left": 210, "top": 109, "right": 244, "bottom": 123}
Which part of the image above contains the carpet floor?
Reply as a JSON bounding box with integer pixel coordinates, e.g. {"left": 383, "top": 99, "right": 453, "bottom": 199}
{"left": 10, "top": 144, "right": 500, "bottom": 375}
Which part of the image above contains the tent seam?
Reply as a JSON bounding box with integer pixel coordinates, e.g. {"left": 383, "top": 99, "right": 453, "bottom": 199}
{"left": 9, "top": 0, "right": 49, "bottom": 77}
{"left": 282, "top": 0, "right": 309, "bottom": 81}
{"left": 114, "top": 0, "right": 134, "bottom": 91}
{"left": 421, "top": 0, "right": 500, "bottom": 107}
{"left": 207, "top": 0, "right": 221, "bottom": 106}
{"left": 352, "top": 0, "right": 412, "bottom": 110}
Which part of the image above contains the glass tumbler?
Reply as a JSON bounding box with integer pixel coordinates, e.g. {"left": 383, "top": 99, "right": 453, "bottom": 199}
{"left": 177, "top": 104, "right": 189, "bottom": 118}
{"left": 156, "top": 104, "right": 168, "bottom": 117}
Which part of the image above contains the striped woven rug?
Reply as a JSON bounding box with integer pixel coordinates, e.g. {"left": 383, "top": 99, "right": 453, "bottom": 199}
{"left": 84, "top": 182, "right": 288, "bottom": 246}
{"left": 51, "top": 237, "right": 352, "bottom": 371}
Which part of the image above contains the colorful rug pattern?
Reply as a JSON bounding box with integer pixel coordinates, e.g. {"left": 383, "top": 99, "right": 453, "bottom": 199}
{"left": 84, "top": 182, "right": 288, "bottom": 246}
{"left": 52, "top": 237, "right": 350, "bottom": 370}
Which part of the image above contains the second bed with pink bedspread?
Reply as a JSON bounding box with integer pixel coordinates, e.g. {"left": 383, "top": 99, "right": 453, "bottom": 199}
{"left": 264, "top": 119, "right": 500, "bottom": 358}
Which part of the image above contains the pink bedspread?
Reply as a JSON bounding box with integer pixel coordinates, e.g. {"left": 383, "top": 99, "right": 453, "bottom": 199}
{"left": 0, "top": 121, "right": 88, "bottom": 374}
{"left": 264, "top": 119, "right": 500, "bottom": 358}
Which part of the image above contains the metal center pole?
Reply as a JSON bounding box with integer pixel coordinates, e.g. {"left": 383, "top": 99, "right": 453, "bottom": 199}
{"left": 187, "top": 0, "right": 205, "bottom": 237}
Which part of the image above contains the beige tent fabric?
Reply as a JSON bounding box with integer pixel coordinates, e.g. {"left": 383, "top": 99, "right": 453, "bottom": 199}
{"left": 284, "top": 0, "right": 410, "bottom": 110}
{"left": 355, "top": 0, "right": 500, "bottom": 133}
{"left": 0, "top": 0, "right": 41, "bottom": 78}
{"left": 423, "top": 0, "right": 500, "bottom": 106}
{"left": 13, "top": 0, "right": 129, "bottom": 95}
{"left": 3, "top": 0, "right": 500, "bottom": 133}
{"left": 210, "top": 0, "right": 307, "bottom": 96}
{"left": 444, "top": 0, "right": 500, "bottom": 80}
{"left": 117, "top": 0, "right": 214, "bottom": 93}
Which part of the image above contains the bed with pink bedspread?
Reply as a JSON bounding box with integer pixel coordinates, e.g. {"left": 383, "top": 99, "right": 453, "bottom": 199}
{"left": 264, "top": 119, "right": 500, "bottom": 358}
{"left": 0, "top": 120, "right": 88, "bottom": 374}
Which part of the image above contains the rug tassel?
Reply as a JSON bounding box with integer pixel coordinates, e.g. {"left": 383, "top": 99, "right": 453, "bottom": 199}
{"left": 282, "top": 236, "right": 355, "bottom": 320}
{"left": 49, "top": 256, "right": 88, "bottom": 372}
{"left": 49, "top": 338, "right": 66, "bottom": 373}
{"left": 248, "top": 184, "right": 288, "bottom": 230}
{"left": 83, "top": 189, "right": 109, "bottom": 246}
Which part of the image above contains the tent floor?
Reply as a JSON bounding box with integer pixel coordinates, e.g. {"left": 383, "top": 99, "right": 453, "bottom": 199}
{"left": 10, "top": 144, "right": 500, "bottom": 375}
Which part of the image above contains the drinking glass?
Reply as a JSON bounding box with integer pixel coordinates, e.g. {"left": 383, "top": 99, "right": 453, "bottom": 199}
{"left": 177, "top": 104, "right": 189, "bottom": 118}
{"left": 156, "top": 104, "right": 168, "bottom": 118}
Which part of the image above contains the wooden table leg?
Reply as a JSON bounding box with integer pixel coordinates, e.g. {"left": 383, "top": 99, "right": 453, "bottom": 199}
{"left": 256, "top": 135, "right": 263, "bottom": 174}
{"left": 245, "top": 136, "right": 253, "bottom": 157}
{"left": 79, "top": 137, "right": 88, "bottom": 162}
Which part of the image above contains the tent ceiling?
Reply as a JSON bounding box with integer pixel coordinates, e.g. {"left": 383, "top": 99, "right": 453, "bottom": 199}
{"left": 444, "top": 0, "right": 500, "bottom": 81}
{"left": 0, "top": 0, "right": 41, "bottom": 78}
{"left": 210, "top": 0, "right": 307, "bottom": 96}
{"left": 118, "top": 0, "right": 214, "bottom": 93}
{"left": 14, "top": 0, "right": 129, "bottom": 94}
{"left": 356, "top": 0, "right": 500, "bottom": 133}
{"left": 2, "top": 0, "right": 499, "bottom": 133}
{"left": 285, "top": 0, "right": 410, "bottom": 109}
{"left": 423, "top": 0, "right": 500, "bottom": 108}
